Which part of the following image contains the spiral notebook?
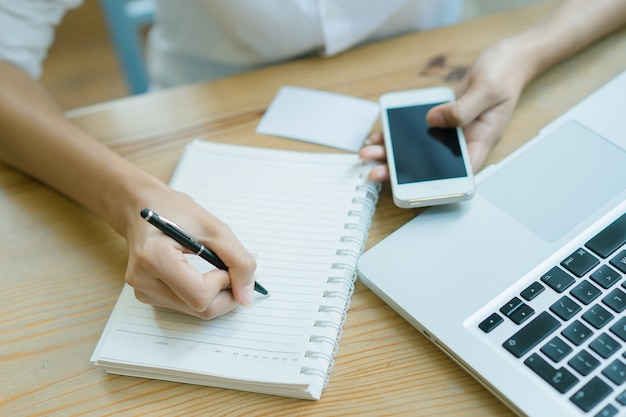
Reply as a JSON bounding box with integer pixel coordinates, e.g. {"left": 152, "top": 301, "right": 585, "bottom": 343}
{"left": 91, "top": 140, "right": 380, "bottom": 400}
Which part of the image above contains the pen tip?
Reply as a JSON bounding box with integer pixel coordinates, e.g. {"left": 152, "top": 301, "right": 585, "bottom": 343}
{"left": 254, "top": 282, "right": 269, "bottom": 296}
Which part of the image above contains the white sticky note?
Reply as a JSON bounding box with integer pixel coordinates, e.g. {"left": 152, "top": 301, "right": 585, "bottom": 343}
{"left": 256, "top": 86, "right": 380, "bottom": 152}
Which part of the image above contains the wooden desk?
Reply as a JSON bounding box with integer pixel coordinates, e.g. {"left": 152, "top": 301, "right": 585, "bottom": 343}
{"left": 2, "top": 3, "right": 625, "bottom": 416}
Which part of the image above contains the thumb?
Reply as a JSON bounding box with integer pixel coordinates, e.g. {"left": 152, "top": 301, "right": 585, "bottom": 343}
{"left": 427, "top": 80, "right": 502, "bottom": 128}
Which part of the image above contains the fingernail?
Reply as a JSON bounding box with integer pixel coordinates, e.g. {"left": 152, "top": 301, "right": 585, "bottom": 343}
{"left": 428, "top": 111, "right": 445, "bottom": 127}
{"left": 241, "top": 284, "right": 254, "bottom": 307}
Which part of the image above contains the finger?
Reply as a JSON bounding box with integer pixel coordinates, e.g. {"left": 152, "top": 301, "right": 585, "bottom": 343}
{"left": 201, "top": 222, "right": 257, "bottom": 307}
{"left": 366, "top": 131, "right": 384, "bottom": 145}
{"left": 427, "top": 79, "right": 504, "bottom": 128}
{"left": 366, "top": 164, "right": 389, "bottom": 182}
{"left": 453, "top": 69, "right": 473, "bottom": 98}
{"left": 358, "top": 144, "right": 386, "bottom": 162}
{"left": 170, "top": 211, "right": 256, "bottom": 308}
{"left": 130, "top": 255, "right": 233, "bottom": 311}
{"left": 463, "top": 118, "right": 505, "bottom": 172}
{"left": 466, "top": 139, "right": 492, "bottom": 173}
{"left": 146, "top": 243, "right": 231, "bottom": 312}
{"left": 134, "top": 271, "right": 239, "bottom": 320}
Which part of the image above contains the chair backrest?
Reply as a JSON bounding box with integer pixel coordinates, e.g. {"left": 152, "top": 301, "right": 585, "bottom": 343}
{"left": 98, "top": 0, "right": 155, "bottom": 94}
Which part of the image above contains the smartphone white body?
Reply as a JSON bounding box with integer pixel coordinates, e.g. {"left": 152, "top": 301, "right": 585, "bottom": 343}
{"left": 380, "top": 87, "right": 475, "bottom": 208}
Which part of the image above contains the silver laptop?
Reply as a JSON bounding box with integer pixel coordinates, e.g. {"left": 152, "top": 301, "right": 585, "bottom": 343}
{"left": 358, "top": 70, "right": 626, "bottom": 417}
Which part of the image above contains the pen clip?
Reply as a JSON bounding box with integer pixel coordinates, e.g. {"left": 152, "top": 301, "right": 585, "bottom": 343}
{"left": 159, "top": 216, "right": 200, "bottom": 244}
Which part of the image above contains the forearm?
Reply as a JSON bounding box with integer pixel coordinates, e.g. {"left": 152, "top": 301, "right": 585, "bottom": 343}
{"left": 509, "top": 0, "right": 626, "bottom": 84}
{"left": 0, "top": 62, "right": 165, "bottom": 236}
{"left": 0, "top": 62, "right": 257, "bottom": 316}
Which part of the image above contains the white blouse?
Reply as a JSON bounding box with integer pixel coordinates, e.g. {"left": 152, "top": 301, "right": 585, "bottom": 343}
{"left": 0, "top": 0, "right": 462, "bottom": 88}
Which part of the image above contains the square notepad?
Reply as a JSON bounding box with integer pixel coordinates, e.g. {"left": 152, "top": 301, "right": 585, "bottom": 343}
{"left": 256, "top": 86, "right": 380, "bottom": 152}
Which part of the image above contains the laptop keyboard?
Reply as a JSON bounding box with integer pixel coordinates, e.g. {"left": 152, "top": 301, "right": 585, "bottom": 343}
{"left": 479, "top": 212, "right": 626, "bottom": 415}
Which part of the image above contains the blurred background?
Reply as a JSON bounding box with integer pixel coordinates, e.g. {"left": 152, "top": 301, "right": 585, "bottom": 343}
{"left": 40, "top": 0, "right": 550, "bottom": 111}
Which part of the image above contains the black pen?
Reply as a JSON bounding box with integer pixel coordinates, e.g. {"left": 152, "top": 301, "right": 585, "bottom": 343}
{"left": 140, "top": 208, "right": 268, "bottom": 296}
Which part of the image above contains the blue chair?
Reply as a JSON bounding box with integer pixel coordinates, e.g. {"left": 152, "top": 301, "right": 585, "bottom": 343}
{"left": 98, "top": 0, "right": 155, "bottom": 94}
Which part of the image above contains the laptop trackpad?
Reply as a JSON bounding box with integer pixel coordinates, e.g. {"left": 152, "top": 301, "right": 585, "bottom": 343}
{"left": 479, "top": 121, "right": 626, "bottom": 242}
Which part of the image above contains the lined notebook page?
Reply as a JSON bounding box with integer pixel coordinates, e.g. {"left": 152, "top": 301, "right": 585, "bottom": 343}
{"left": 92, "top": 140, "right": 379, "bottom": 399}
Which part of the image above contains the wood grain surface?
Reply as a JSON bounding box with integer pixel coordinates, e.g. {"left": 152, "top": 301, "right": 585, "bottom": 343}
{"left": 2, "top": 2, "right": 625, "bottom": 416}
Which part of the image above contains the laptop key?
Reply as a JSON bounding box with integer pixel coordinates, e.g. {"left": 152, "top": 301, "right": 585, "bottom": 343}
{"left": 550, "top": 295, "right": 582, "bottom": 321}
{"left": 603, "top": 358, "right": 626, "bottom": 385}
{"left": 610, "top": 249, "right": 626, "bottom": 273}
{"left": 503, "top": 311, "right": 560, "bottom": 358}
{"left": 541, "top": 336, "right": 572, "bottom": 362}
{"left": 609, "top": 317, "right": 626, "bottom": 341}
{"left": 589, "top": 333, "right": 621, "bottom": 359}
{"left": 603, "top": 287, "right": 626, "bottom": 313}
{"left": 500, "top": 297, "right": 523, "bottom": 317}
{"left": 585, "top": 212, "right": 626, "bottom": 258}
{"left": 541, "top": 266, "right": 575, "bottom": 293}
{"left": 582, "top": 304, "right": 615, "bottom": 329}
{"left": 571, "top": 280, "right": 602, "bottom": 305}
{"left": 524, "top": 353, "right": 578, "bottom": 393}
{"left": 590, "top": 265, "right": 622, "bottom": 289}
{"left": 479, "top": 313, "right": 503, "bottom": 333}
{"left": 570, "top": 376, "right": 613, "bottom": 412}
{"left": 568, "top": 349, "right": 600, "bottom": 376}
{"left": 520, "top": 281, "right": 545, "bottom": 301}
{"left": 562, "top": 320, "right": 594, "bottom": 346}
{"left": 562, "top": 248, "right": 600, "bottom": 277}
{"left": 509, "top": 304, "right": 535, "bottom": 325}
{"left": 594, "top": 403, "right": 619, "bottom": 417}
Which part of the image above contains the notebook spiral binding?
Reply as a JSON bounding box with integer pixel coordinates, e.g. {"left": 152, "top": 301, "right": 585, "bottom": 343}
{"left": 301, "top": 167, "right": 381, "bottom": 388}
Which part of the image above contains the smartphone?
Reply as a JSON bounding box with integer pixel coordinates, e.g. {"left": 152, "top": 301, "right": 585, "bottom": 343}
{"left": 380, "top": 87, "right": 475, "bottom": 208}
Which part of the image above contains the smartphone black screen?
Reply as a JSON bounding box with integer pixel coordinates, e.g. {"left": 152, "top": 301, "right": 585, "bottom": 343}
{"left": 386, "top": 103, "right": 467, "bottom": 184}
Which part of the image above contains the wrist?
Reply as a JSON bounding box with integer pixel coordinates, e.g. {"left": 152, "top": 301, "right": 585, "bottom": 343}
{"left": 497, "top": 31, "right": 547, "bottom": 88}
{"left": 95, "top": 158, "right": 169, "bottom": 238}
